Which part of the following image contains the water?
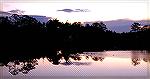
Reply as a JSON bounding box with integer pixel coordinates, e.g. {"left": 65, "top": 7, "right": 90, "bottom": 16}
{"left": 0, "top": 50, "right": 150, "bottom": 79}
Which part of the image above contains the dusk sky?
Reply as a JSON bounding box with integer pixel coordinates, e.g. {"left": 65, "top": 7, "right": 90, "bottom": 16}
{"left": 1, "top": 0, "right": 150, "bottom": 23}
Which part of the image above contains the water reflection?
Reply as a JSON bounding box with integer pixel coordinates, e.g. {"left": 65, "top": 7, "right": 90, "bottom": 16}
{"left": 0, "top": 50, "right": 150, "bottom": 76}
{"left": 7, "top": 59, "right": 38, "bottom": 75}
{"left": 60, "top": 62, "right": 91, "bottom": 66}
{"left": 0, "top": 59, "right": 38, "bottom": 75}
{"left": 131, "top": 51, "right": 150, "bottom": 66}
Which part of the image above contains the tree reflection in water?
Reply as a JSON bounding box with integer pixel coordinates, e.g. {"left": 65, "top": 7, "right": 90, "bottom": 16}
{"left": 60, "top": 61, "right": 91, "bottom": 66}
{"left": 0, "top": 50, "right": 106, "bottom": 75}
{"left": 1, "top": 50, "right": 150, "bottom": 75}
{"left": 91, "top": 56, "right": 104, "bottom": 61}
{"left": 131, "top": 57, "right": 150, "bottom": 66}
{"left": 143, "top": 58, "right": 150, "bottom": 62}
{"left": 131, "top": 58, "right": 141, "bottom": 66}
{"left": 6, "top": 59, "right": 38, "bottom": 75}
{"left": 131, "top": 51, "right": 150, "bottom": 66}
{"left": 70, "top": 54, "right": 82, "bottom": 61}
{"left": 0, "top": 50, "right": 104, "bottom": 75}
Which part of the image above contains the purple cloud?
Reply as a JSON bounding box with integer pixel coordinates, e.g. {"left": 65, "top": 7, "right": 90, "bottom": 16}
{"left": 0, "top": 11, "right": 12, "bottom": 16}
{"left": 57, "top": 9, "right": 90, "bottom": 13}
{"left": 8, "top": 9, "right": 25, "bottom": 15}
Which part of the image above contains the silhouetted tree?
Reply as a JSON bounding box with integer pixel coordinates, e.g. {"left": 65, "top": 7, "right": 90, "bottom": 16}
{"left": 9, "top": 14, "right": 43, "bottom": 32}
{"left": 72, "top": 22, "right": 82, "bottom": 28}
{"left": 46, "top": 19, "right": 62, "bottom": 32}
{"left": 1, "top": 14, "right": 150, "bottom": 51}
{"left": 85, "top": 24, "right": 90, "bottom": 27}
{"left": 91, "top": 22, "right": 107, "bottom": 31}
{"left": 130, "top": 22, "right": 141, "bottom": 32}
{"left": 141, "top": 25, "right": 150, "bottom": 31}
{"left": 0, "top": 16, "right": 13, "bottom": 32}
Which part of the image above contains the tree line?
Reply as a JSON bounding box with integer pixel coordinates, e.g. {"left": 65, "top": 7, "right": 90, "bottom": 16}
{"left": 0, "top": 14, "right": 150, "bottom": 51}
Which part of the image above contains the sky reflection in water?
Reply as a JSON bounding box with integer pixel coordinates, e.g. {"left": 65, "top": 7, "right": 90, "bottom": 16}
{"left": 0, "top": 51, "right": 150, "bottom": 78}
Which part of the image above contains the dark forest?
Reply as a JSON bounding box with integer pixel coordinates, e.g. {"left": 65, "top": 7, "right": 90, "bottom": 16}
{"left": 0, "top": 14, "right": 150, "bottom": 53}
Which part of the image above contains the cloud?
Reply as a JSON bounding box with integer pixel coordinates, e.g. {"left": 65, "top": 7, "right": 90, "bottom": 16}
{"left": 0, "top": 11, "right": 12, "bottom": 15}
{"left": 0, "top": 11, "right": 12, "bottom": 16}
{"left": 0, "top": 9, "right": 25, "bottom": 16}
{"left": 74, "top": 9, "right": 90, "bottom": 12}
{"left": 8, "top": 9, "right": 25, "bottom": 15}
{"left": 57, "top": 9, "right": 90, "bottom": 13}
{"left": 57, "top": 9, "right": 74, "bottom": 13}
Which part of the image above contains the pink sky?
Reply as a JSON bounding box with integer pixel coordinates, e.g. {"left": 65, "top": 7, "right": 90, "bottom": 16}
{"left": 1, "top": 0, "right": 150, "bottom": 22}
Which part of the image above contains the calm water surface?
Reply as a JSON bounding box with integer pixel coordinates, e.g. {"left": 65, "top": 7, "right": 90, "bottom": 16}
{"left": 0, "top": 50, "right": 150, "bottom": 79}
